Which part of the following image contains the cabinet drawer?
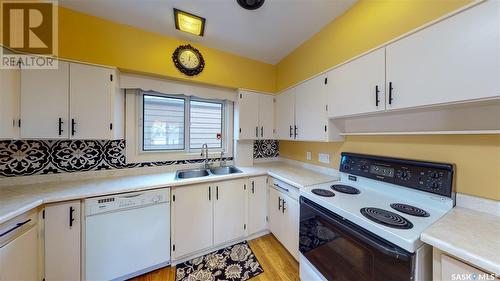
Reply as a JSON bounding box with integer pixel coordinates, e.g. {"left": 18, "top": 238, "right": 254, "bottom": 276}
{"left": 268, "top": 177, "right": 299, "bottom": 200}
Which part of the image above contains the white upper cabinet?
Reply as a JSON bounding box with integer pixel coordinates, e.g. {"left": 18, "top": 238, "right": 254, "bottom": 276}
{"left": 21, "top": 61, "right": 70, "bottom": 139}
{"left": 327, "top": 48, "right": 386, "bottom": 118}
{"left": 275, "top": 87, "right": 296, "bottom": 140}
{"left": 234, "top": 90, "right": 275, "bottom": 140}
{"left": 235, "top": 90, "right": 259, "bottom": 139}
{"left": 386, "top": 0, "right": 500, "bottom": 110}
{"left": 294, "top": 75, "right": 329, "bottom": 141}
{"left": 0, "top": 67, "right": 20, "bottom": 139}
{"left": 258, "top": 94, "right": 274, "bottom": 139}
{"left": 19, "top": 60, "right": 122, "bottom": 140}
{"left": 213, "top": 179, "right": 246, "bottom": 245}
{"left": 70, "top": 63, "right": 116, "bottom": 140}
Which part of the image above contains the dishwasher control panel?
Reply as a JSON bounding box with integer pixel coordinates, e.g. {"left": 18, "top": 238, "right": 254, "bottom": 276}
{"left": 85, "top": 188, "right": 170, "bottom": 216}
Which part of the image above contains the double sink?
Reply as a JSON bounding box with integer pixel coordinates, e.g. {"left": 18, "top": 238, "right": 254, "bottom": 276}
{"left": 175, "top": 166, "right": 243, "bottom": 180}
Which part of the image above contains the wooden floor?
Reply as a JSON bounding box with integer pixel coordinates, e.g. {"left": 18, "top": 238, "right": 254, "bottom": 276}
{"left": 130, "top": 234, "right": 299, "bottom": 281}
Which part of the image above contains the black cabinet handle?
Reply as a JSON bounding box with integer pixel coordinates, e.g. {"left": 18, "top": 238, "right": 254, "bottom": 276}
{"left": 282, "top": 200, "right": 286, "bottom": 213}
{"left": 278, "top": 196, "right": 282, "bottom": 210}
{"left": 375, "top": 85, "right": 380, "bottom": 106}
{"left": 216, "top": 186, "right": 219, "bottom": 200}
{"left": 0, "top": 219, "right": 31, "bottom": 237}
{"left": 71, "top": 119, "right": 76, "bottom": 136}
{"left": 289, "top": 126, "right": 293, "bottom": 138}
{"left": 58, "top": 118, "right": 64, "bottom": 136}
{"left": 69, "top": 206, "right": 75, "bottom": 227}
{"left": 294, "top": 126, "right": 298, "bottom": 138}
{"left": 388, "top": 82, "right": 394, "bottom": 105}
{"left": 261, "top": 126, "right": 263, "bottom": 138}
{"left": 255, "top": 127, "right": 258, "bottom": 137}
{"left": 209, "top": 186, "right": 211, "bottom": 201}
{"left": 251, "top": 181, "right": 255, "bottom": 194}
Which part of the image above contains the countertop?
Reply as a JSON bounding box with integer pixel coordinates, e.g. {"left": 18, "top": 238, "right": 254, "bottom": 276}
{"left": 0, "top": 161, "right": 338, "bottom": 224}
{"left": 421, "top": 207, "right": 500, "bottom": 275}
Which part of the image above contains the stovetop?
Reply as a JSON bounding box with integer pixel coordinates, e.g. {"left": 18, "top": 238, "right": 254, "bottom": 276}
{"left": 300, "top": 173, "right": 454, "bottom": 253}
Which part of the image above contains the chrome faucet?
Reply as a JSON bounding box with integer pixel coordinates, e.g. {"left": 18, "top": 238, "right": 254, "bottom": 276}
{"left": 201, "top": 144, "right": 209, "bottom": 168}
{"left": 220, "top": 151, "right": 226, "bottom": 167}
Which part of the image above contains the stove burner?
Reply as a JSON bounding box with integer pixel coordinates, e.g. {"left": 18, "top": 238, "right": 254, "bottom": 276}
{"left": 390, "top": 203, "right": 430, "bottom": 217}
{"left": 331, "top": 184, "right": 360, "bottom": 194}
{"left": 360, "top": 207, "right": 413, "bottom": 229}
{"left": 311, "top": 189, "right": 335, "bottom": 197}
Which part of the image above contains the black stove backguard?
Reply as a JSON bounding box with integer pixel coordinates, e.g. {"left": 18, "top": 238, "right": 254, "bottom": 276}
{"left": 339, "top": 152, "right": 455, "bottom": 199}
{"left": 300, "top": 197, "right": 415, "bottom": 281}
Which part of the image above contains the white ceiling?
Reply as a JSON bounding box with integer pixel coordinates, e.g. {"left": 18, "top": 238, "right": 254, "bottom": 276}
{"left": 58, "top": 0, "right": 356, "bottom": 64}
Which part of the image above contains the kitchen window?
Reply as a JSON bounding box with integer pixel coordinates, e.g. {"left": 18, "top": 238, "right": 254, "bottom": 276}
{"left": 141, "top": 92, "right": 225, "bottom": 153}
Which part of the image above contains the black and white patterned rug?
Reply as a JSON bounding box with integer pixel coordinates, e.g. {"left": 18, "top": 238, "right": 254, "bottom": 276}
{"left": 176, "top": 241, "right": 264, "bottom": 281}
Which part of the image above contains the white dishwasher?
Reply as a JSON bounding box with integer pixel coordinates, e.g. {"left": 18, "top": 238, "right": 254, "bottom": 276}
{"left": 84, "top": 188, "right": 170, "bottom": 281}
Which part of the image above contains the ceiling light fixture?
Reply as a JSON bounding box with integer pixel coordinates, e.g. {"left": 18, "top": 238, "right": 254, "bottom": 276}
{"left": 174, "top": 8, "right": 206, "bottom": 37}
{"left": 237, "top": 0, "right": 265, "bottom": 10}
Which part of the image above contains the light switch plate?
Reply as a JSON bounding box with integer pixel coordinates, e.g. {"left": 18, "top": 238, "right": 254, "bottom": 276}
{"left": 318, "top": 153, "right": 330, "bottom": 164}
{"left": 306, "top": 152, "right": 312, "bottom": 160}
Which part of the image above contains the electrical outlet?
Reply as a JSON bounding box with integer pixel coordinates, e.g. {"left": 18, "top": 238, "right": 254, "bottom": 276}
{"left": 306, "top": 152, "right": 312, "bottom": 160}
{"left": 318, "top": 153, "right": 330, "bottom": 164}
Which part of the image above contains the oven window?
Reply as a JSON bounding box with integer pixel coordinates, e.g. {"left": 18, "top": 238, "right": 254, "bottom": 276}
{"left": 299, "top": 197, "right": 414, "bottom": 281}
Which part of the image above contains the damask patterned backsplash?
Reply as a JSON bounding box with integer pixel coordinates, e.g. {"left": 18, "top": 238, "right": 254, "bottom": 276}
{"left": 0, "top": 139, "right": 278, "bottom": 177}
{"left": 253, "top": 140, "right": 279, "bottom": 159}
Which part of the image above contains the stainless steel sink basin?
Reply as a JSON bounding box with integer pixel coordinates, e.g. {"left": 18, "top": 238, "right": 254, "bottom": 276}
{"left": 175, "top": 169, "right": 210, "bottom": 179}
{"left": 209, "top": 166, "right": 242, "bottom": 175}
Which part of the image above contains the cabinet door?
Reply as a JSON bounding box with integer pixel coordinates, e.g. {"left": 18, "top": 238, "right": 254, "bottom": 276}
{"left": 0, "top": 226, "right": 38, "bottom": 281}
{"left": 327, "top": 48, "right": 386, "bottom": 118}
{"left": 386, "top": 1, "right": 500, "bottom": 110}
{"left": 236, "top": 90, "right": 259, "bottom": 140}
{"left": 44, "top": 201, "right": 81, "bottom": 281}
{"left": 70, "top": 63, "right": 113, "bottom": 140}
{"left": 0, "top": 67, "right": 20, "bottom": 139}
{"left": 282, "top": 195, "right": 299, "bottom": 260}
{"left": 172, "top": 184, "right": 213, "bottom": 259}
{"left": 20, "top": 61, "right": 69, "bottom": 139}
{"left": 214, "top": 179, "right": 246, "bottom": 245}
{"left": 294, "top": 75, "right": 328, "bottom": 141}
{"left": 258, "top": 94, "right": 274, "bottom": 139}
{"left": 248, "top": 176, "right": 268, "bottom": 235}
{"left": 275, "top": 88, "right": 295, "bottom": 140}
{"left": 268, "top": 187, "right": 284, "bottom": 242}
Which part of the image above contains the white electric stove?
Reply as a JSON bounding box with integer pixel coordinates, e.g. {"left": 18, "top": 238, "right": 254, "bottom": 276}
{"left": 299, "top": 152, "right": 455, "bottom": 281}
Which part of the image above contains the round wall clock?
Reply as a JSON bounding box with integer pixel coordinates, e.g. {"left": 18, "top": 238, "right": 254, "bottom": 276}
{"left": 172, "top": 44, "right": 205, "bottom": 76}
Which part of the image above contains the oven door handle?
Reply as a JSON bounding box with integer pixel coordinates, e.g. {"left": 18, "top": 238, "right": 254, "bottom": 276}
{"left": 301, "top": 197, "right": 413, "bottom": 261}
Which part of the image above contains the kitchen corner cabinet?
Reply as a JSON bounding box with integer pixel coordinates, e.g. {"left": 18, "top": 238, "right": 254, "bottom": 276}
{"left": 275, "top": 75, "right": 340, "bottom": 142}
{"left": 20, "top": 60, "right": 123, "bottom": 140}
{"left": 247, "top": 176, "right": 268, "bottom": 235}
{"left": 234, "top": 90, "right": 274, "bottom": 140}
{"left": 213, "top": 179, "right": 247, "bottom": 245}
{"left": 327, "top": 48, "right": 386, "bottom": 118}
{"left": 268, "top": 183, "right": 299, "bottom": 260}
{"left": 44, "top": 201, "right": 81, "bottom": 281}
{"left": 0, "top": 67, "right": 20, "bottom": 139}
{"left": 386, "top": 0, "right": 499, "bottom": 110}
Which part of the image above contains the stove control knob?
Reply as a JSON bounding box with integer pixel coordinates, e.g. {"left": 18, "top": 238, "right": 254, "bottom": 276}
{"left": 430, "top": 171, "right": 440, "bottom": 179}
{"left": 361, "top": 165, "right": 369, "bottom": 170}
{"left": 430, "top": 182, "right": 440, "bottom": 189}
{"left": 400, "top": 171, "right": 409, "bottom": 179}
{"left": 343, "top": 165, "right": 351, "bottom": 170}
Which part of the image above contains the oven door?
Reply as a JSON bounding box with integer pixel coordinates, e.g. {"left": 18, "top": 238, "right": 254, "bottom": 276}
{"left": 299, "top": 197, "right": 415, "bottom": 281}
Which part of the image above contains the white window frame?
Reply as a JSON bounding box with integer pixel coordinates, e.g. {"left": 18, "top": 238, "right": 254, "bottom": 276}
{"left": 125, "top": 89, "right": 233, "bottom": 164}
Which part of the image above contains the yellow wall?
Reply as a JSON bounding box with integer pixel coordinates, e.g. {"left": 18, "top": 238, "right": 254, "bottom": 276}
{"left": 276, "top": 0, "right": 500, "bottom": 201}
{"left": 57, "top": 7, "right": 276, "bottom": 93}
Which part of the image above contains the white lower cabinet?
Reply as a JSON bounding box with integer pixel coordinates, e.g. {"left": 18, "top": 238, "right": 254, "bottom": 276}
{"left": 213, "top": 179, "right": 247, "bottom": 245}
{"left": 247, "top": 176, "right": 268, "bottom": 235}
{"left": 268, "top": 184, "right": 299, "bottom": 260}
{"left": 171, "top": 183, "right": 214, "bottom": 259}
{"left": 0, "top": 225, "right": 39, "bottom": 281}
{"left": 44, "top": 201, "right": 81, "bottom": 281}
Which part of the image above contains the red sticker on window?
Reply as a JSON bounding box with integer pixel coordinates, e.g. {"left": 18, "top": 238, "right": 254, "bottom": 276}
{"left": 216, "top": 133, "right": 221, "bottom": 140}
